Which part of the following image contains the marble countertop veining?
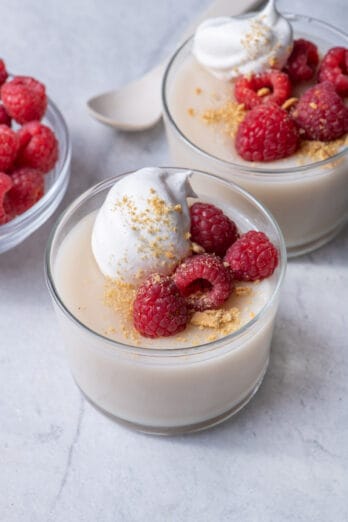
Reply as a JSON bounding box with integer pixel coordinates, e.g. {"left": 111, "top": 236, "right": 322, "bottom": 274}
{"left": 0, "top": 1, "right": 347, "bottom": 521}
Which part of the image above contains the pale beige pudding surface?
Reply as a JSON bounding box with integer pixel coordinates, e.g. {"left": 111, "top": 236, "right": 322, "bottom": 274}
{"left": 52, "top": 210, "right": 279, "bottom": 429}
{"left": 54, "top": 211, "right": 273, "bottom": 348}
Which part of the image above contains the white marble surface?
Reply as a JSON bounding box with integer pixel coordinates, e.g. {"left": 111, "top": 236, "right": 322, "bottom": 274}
{"left": 1, "top": 1, "right": 348, "bottom": 520}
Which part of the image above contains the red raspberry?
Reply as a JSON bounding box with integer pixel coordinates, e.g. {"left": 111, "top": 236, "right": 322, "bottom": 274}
{"left": 1, "top": 76, "right": 47, "bottom": 124}
{"left": 133, "top": 274, "right": 188, "bottom": 338}
{"left": 235, "top": 104, "right": 299, "bottom": 162}
{"left": 0, "top": 124, "right": 18, "bottom": 172}
{"left": 190, "top": 202, "right": 238, "bottom": 257}
{"left": 318, "top": 47, "right": 348, "bottom": 96}
{"left": 0, "top": 105, "right": 11, "bottom": 126}
{"left": 174, "top": 254, "right": 233, "bottom": 312}
{"left": 292, "top": 81, "right": 348, "bottom": 141}
{"left": 283, "top": 39, "right": 319, "bottom": 82}
{"left": 224, "top": 231, "right": 278, "bottom": 281}
{"left": 0, "top": 60, "right": 8, "bottom": 86}
{"left": 234, "top": 71, "right": 291, "bottom": 110}
{"left": 16, "top": 121, "right": 58, "bottom": 173}
{"left": 0, "top": 172, "right": 12, "bottom": 224}
{"left": 4, "top": 168, "right": 44, "bottom": 217}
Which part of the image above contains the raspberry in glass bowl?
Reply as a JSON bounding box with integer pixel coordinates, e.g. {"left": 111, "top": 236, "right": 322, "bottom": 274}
{"left": 162, "top": 12, "right": 348, "bottom": 257}
{"left": 0, "top": 74, "right": 71, "bottom": 253}
{"left": 46, "top": 167, "right": 286, "bottom": 435}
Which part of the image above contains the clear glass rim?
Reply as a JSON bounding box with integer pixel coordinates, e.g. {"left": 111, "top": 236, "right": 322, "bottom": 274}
{"left": 162, "top": 13, "right": 348, "bottom": 180}
{"left": 0, "top": 98, "right": 72, "bottom": 236}
{"left": 45, "top": 167, "right": 287, "bottom": 358}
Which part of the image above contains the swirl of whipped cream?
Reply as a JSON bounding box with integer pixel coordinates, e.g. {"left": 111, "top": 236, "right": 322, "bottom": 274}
{"left": 192, "top": 0, "right": 293, "bottom": 80}
{"left": 92, "top": 167, "right": 194, "bottom": 283}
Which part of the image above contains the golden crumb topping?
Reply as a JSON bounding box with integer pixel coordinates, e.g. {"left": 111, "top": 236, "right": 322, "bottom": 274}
{"left": 202, "top": 102, "right": 247, "bottom": 137}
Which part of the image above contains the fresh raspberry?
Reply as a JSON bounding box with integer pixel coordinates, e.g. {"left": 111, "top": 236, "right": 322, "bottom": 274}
{"left": 1, "top": 76, "right": 47, "bottom": 124}
{"left": 16, "top": 121, "right": 58, "bottom": 173}
{"left": 0, "top": 124, "right": 18, "bottom": 172}
{"left": 235, "top": 104, "right": 299, "bottom": 162}
{"left": 318, "top": 47, "right": 348, "bottom": 96}
{"left": 283, "top": 39, "right": 319, "bottom": 82}
{"left": 133, "top": 274, "right": 188, "bottom": 338}
{"left": 174, "top": 254, "right": 233, "bottom": 312}
{"left": 234, "top": 71, "right": 291, "bottom": 110}
{"left": 0, "top": 172, "right": 12, "bottom": 224}
{"left": 224, "top": 231, "right": 278, "bottom": 281}
{"left": 0, "top": 60, "right": 8, "bottom": 86}
{"left": 0, "top": 105, "right": 11, "bottom": 126}
{"left": 292, "top": 81, "right": 348, "bottom": 141}
{"left": 190, "top": 202, "right": 239, "bottom": 257}
{"left": 4, "top": 168, "right": 44, "bottom": 217}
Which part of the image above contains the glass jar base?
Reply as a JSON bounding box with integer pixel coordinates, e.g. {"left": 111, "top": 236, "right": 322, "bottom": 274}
{"left": 77, "top": 362, "right": 269, "bottom": 436}
{"left": 287, "top": 222, "right": 345, "bottom": 258}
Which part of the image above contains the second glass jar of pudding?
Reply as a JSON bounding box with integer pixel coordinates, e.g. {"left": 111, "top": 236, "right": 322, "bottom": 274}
{"left": 162, "top": 14, "right": 348, "bottom": 257}
{"left": 46, "top": 169, "right": 286, "bottom": 435}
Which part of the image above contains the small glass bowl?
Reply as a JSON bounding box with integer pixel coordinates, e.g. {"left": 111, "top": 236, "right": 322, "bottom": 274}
{"left": 162, "top": 14, "right": 348, "bottom": 257}
{"left": 0, "top": 99, "right": 71, "bottom": 254}
{"left": 46, "top": 168, "right": 286, "bottom": 435}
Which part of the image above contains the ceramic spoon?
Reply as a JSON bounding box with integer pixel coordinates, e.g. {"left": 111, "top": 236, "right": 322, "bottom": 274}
{"left": 87, "top": 0, "right": 265, "bottom": 131}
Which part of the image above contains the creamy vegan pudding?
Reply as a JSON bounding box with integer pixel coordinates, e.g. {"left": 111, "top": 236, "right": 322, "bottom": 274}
{"left": 46, "top": 168, "right": 286, "bottom": 435}
{"left": 162, "top": 8, "right": 348, "bottom": 256}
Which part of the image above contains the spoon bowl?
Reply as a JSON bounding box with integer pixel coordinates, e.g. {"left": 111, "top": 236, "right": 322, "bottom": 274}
{"left": 87, "top": 0, "right": 264, "bottom": 131}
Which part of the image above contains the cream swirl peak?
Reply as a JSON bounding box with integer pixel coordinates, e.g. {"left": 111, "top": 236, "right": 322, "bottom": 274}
{"left": 192, "top": 0, "right": 293, "bottom": 80}
{"left": 91, "top": 168, "right": 194, "bottom": 283}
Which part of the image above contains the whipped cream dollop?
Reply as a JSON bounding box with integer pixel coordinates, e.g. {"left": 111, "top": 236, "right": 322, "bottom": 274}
{"left": 91, "top": 167, "right": 194, "bottom": 283}
{"left": 192, "top": 0, "right": 293, "bottom": 80}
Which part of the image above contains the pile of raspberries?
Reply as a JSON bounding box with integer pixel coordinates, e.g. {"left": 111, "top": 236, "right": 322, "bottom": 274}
{"left": 233, "top": 41, "right": 348, "bottom": 162}
{"left": 0, "top": 59, "right": 59, "bottom": 225}
{"left": 133, "top": 202, "right": 279, "bottom": 338}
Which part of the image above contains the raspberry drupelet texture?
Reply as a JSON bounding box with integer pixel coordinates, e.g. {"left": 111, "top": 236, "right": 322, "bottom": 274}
{"left": 292, "top": 81, "right": 348, "bottom": 141}
{"left": 318, "top": 47, "right": 348, "bottom": 96}
{"left": 234, "top": 71, "right": 292, "bottom": 110}
{"left": 224, "top": 231, "right": 278, "bottom": 281}
{"left": 1, "top": 76, "right": 47, "bottom": 124}
{"left": 283, "top": 39, "right": 319, "bottom": 82}
{"left": 133, "top": 274, "right": 188, "bottom": 338}
{"left": 17, "top": 121, "right": 58, "bottom": 173}
{"left": 0, "top": 124, "right": 18, "bottom": 172}
{"left": 174, "top": 253, "right": 233, "bottom": 312}
{"left": 190, "top": 202, "right": 239, "bottom": 257}
{"left": 0, "top": 172, "right": 12, "bottom": 224}
{"left": 4, "top": 168, "right": 44, "bottom": 217}
{"left": 235, "top": 103, "right": 299, "bottom": 162}
{"left": 0, "top": 60, "right": 8, "bottom": 86}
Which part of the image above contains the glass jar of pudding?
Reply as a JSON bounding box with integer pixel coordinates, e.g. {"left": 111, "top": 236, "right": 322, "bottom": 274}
{"left": 162, "top": 14, "right": 348, "bottom": 257}
{"left": 46, "top": 169, "right": 286, "bottom": 435}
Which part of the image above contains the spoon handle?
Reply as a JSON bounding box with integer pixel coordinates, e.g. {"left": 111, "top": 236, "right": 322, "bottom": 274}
{"left": 180, "top": 0, "right": 266, "bottom": 42}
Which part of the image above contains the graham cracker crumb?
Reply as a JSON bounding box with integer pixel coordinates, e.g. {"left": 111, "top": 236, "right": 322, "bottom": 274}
{"left": 192, "top": 242, "right": 205, "bottom": 254}
{"left": 202, "top": 102, "right": 247, "bottom": 137}
{"left": 190, "top": 307, "right": 241, "bottom": 336}
{"left": 298, "top": 135, "right": 348, "bottom": 164}
{"left": 235, "top": 286, "right": 253, "bottom": 297}
{"left": 187, "top": 107, "right": 195, "bottom": 117}
{"left": 268, "top": 56, "right": 277, "bottom": 67}
{"left": 104, "top": 278, "right": 138, "bottom": 342}
{"left": 195, "top": 87, "right": 202, "bottom": 95}
{"left": 240, "top": 18, "right": 272, "bottom": 61}
{"left": 281, "top": 97, "right": 298, "bottom": 111}
{"left": 309, "top": 102, "right": 318, "bottom": 109}
{"left": 257, "top": 87, "right": 271, "bottom": 97}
